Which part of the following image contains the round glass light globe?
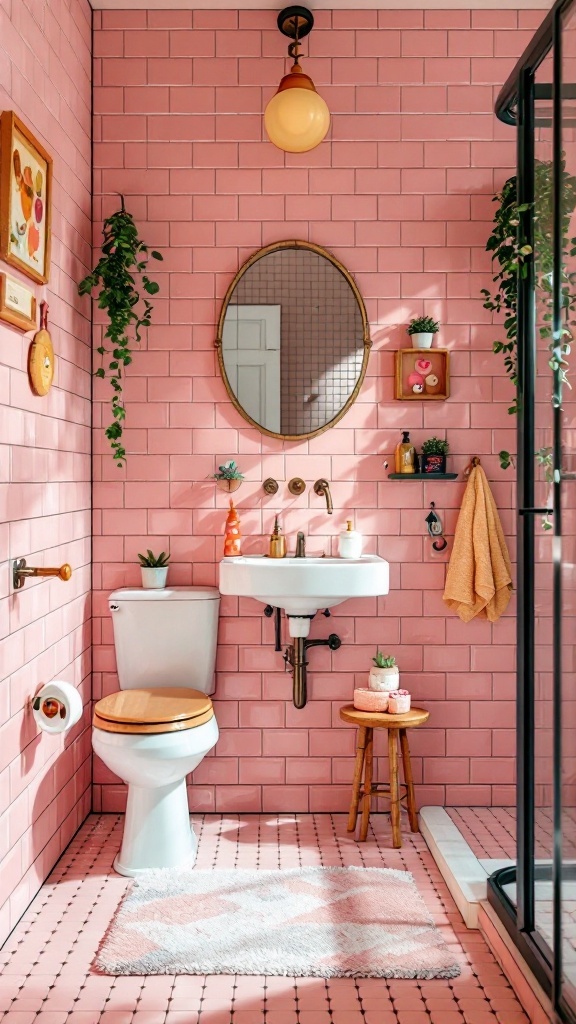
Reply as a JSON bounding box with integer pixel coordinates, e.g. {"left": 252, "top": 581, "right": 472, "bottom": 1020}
{"left": 264, "top": 87, "right": 330, "bottom": 153}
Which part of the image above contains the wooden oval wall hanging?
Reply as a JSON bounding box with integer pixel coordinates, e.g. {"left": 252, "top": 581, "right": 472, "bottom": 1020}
{"left": 28, "top": 300, "right": 54, "bottom": 396}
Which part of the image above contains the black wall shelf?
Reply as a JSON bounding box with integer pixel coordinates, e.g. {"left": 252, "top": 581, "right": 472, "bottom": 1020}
{"left": 388, "top": 473, "right": 459, "bottom": 481}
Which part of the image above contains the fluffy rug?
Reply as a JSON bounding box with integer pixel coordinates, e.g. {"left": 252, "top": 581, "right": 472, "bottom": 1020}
{"left": 95, "top": 866, "right": 460, "bottom": 979}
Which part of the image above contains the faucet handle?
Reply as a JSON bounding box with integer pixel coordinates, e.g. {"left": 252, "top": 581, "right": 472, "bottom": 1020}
{"left": 313, "top": 478, "right": 333, "bottom": 514}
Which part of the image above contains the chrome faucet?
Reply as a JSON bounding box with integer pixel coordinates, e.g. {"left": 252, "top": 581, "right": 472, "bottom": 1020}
{"left": 295, "top": 532, "right": 306, "bottom": 558}
{"left": 313, "top": 478, "right": 333, "bottom": 515}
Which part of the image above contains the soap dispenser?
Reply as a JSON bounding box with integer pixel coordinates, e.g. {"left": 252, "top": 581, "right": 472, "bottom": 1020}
{"left": 395, "top": 431, "right": 416, "bottom": 474}
{"left": 269, "top": 514, "right": 287, "bottom": 559}
{"left": 224, "top": 499, "right": 242, "bottom": 557}
{"left": 339, "top": 519, "right": 363, "bottom": 559}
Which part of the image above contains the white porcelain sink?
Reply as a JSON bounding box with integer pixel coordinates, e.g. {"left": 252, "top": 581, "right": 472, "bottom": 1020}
{"left": 219, "top": 555, "right": 389, "bottom": 636}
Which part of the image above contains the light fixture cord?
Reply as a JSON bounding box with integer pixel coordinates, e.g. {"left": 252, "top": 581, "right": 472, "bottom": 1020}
{"left": 287, "top": 16, "right": 301, "bottom": 66}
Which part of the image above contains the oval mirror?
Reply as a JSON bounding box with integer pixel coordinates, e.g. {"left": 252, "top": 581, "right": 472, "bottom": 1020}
{"left": 216, "top": 241, "right": 371, "bottom": 441}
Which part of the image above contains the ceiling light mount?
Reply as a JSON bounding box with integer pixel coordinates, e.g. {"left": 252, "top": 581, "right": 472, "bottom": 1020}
{"left": 277, "top": 5, "right": 314, "bottom": 43}
{"left": 264, "top": 5, "right": 330, "bottom": 154}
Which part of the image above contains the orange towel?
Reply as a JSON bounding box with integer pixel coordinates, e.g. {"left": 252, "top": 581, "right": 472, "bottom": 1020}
{"left": 443, "top": 465, "right": 513, "bottom": 623}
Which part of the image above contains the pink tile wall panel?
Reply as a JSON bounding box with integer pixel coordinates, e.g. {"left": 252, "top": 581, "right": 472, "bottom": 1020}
{"left": 0, "top": 0, "right": 92, "bottom": 944}
{"left": 92, "top": 10, "right": 530, "bottom": 814}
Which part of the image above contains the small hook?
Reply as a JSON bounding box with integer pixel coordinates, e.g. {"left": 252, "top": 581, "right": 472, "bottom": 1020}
{"left": 425, "top": 502, "right": 448, "bottom": 552}
{"left": 464, "top": 456, "right": 481, "bottom": 478}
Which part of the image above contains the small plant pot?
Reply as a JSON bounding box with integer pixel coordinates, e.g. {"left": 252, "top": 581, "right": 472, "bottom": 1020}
{"left": 421, "top": 454, "right": 447, "bottom": 474}
{"left": 411, "top": 332, "right": 434, "bottom": 349}
{"left": 216, "top": 478, "right": 242, "bottom": 493}
{"left": 141, "top": 566, "right": 168, "bottom": 589}
{"left": 368, "top": 666, "right": 400, "bottom": 692}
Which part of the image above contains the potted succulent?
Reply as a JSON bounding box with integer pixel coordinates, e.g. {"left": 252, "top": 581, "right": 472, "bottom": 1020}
{"left": 421, "top": 437, "right": 449, "bottom": 474}
{"left": 213, "top": 460, "right": 244, "bottom": 493}
{"left": 369, "top": 652, "right": 399, "bottom": 692}
{"left": 138, "top": 549, "right": 170, "bottom": 589}
{"left": 407, "top": 315, "right": 440, "bottom": 350}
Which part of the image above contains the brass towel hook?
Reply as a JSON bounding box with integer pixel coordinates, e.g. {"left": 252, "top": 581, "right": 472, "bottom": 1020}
{"left": 13, "top": 559, "right": 72, "bottom": 590}
{"left": 463, "top": 456, "right": 481, "bottom": 478}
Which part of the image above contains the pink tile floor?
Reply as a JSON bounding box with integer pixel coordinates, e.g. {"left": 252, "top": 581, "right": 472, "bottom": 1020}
{"left": 447, "top": 806, "right": 576, "bottom": 861}
{"left": 447, "top": 808, "right": 517, "bottom": 859}
{"left": 0, "top": 812, "right": 532, "bottom": 1024}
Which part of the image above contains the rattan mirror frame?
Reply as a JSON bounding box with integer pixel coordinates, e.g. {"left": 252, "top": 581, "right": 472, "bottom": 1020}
{"left": 215, "top": 240, "right": 371, "bottom": 442}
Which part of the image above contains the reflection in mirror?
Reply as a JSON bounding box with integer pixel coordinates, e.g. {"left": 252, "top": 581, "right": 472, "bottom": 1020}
{"left": 216, "top": 242, "right": 370, "bottom": 440}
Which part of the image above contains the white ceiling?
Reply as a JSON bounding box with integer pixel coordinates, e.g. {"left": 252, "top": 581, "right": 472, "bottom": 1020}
{"left": 91, "top": 0, "right": 553, "bottom": 9}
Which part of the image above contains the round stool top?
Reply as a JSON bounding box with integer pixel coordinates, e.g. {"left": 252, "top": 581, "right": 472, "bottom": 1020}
{"left": 339, "top": 704, "right": 429, "bottom": 729}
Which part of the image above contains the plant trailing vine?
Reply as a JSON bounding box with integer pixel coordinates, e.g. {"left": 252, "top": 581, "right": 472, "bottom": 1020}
{"left": 481, "top": 175, "right": 531, "bottom": 420}
{"left": 79, "top": 197, "right": 163, "bottom": 467}
{"left": 481, "top": 160, "right": 576, "bottom": 528}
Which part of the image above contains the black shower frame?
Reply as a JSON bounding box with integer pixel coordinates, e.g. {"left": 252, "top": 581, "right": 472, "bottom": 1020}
{"left": 492, "top": 2, "right": 575, "bottom": 1021}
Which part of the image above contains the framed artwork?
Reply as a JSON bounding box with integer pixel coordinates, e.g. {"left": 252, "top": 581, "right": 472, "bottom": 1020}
{"left": 0, "top": 272, "right": 36, "bottom": 331}
{"left": 394, "top": 348, "right": 450, "bottom": 401}
{"left": 0, "top": 111, "right": 52, "bottom": 284}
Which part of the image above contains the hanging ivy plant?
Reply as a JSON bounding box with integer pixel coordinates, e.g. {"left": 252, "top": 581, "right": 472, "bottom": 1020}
{"left": 481, "top": 160, "right": 576, "bottom": 480}
{"left": 78, "top": 197, "right": 163, "bottom": 467}
{"left": 481, "top": 175, "right": 531, "bottom": 421}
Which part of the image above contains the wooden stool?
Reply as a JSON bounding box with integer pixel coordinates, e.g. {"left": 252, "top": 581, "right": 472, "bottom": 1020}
{"left": 339, "top": 705, "right": 430, "bottom": 848}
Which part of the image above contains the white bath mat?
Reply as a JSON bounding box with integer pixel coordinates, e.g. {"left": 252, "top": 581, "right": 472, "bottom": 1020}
{"left": 95, "top": 866, "right": 461, "bottom": 979}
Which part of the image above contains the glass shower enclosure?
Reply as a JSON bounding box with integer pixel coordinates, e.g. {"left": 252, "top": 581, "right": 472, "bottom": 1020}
{"left": 493, "top": 2, "right": 576, "bottom": 1021}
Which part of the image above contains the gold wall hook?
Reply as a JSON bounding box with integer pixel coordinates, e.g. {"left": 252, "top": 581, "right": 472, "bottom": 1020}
{"left": 13, "top": 558, "right": 72, "bottom": 590}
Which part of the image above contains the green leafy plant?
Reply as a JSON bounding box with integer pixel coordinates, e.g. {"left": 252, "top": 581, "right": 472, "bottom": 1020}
{"left": 480, "top": 176, "right": 531, "bottom": 420}
{"left": 407, "top": 316, "right": 440, "bottom": 336}
{"left": 78, "top": 197, "right": 163, "bottom": 467}
{"left": 482, "top": 162, "right": 576, "bottom": 468}
{"left": 536, "top": 446, "right": 554, "bottom": 532}
{"left": 499, "top": 451, "right": 515, "bottom": 471}
{"left": 137, "top": 549, "right": 170, "bottom": 568}
{"left": 421, "top": 437, "right": 449, "bottom": 456}
{"left": 372, "top": 651, "right": 396, "bottom": 669}
{"left": 213, "top": 460, "right": 244, "bottom": 481}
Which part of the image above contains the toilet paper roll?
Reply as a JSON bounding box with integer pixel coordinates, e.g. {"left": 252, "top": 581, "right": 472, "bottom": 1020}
{"left": 32, "top": 681, "right": 83, "bottom": 735}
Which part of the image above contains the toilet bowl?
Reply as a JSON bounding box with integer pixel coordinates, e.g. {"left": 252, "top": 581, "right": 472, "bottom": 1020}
{"left": 92, "top": 587, "right": 220, "bottom": 876}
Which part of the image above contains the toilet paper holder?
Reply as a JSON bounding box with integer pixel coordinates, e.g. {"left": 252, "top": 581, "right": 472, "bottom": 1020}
{"left": 30, "top": 680, "right": 83, "bottom": 735}
{"left": 31, "top": 694, "right": 66, "bottom": 720}
{"left": 13, "top": 558, "right": 72, "bottom": 590}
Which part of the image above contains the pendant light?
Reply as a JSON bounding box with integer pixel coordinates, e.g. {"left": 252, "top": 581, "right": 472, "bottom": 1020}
{"left": 264, "top": 5, "right": 330, "bottom": 154}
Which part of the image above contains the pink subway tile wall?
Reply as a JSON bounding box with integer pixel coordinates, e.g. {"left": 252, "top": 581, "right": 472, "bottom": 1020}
{"left": 0, "top": 0, "right": 92, "bottom": 944}
{"left": 92, "top": 9, "right": 531, "bottom": 815}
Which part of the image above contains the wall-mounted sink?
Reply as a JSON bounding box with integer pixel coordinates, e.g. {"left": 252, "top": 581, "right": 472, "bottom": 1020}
{"left": 219, "top": 554, "right": 389, "bottom": 636}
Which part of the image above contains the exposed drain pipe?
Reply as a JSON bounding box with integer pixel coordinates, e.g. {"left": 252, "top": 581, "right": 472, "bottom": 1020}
{"left": 284, "top": 634, "right": 342, "bottom": 709}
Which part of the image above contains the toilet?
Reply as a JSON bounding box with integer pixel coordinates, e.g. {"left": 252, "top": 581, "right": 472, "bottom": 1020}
{"left": 92, "top": 587, "right": 220, "bottom": 876}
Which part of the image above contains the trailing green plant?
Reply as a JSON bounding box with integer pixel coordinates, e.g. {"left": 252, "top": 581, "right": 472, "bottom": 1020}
{"left": 421, "top": 436, "right": 449, "bottom": 456}
{"left": 536, "top": 446, "right": 554, "bottom": 532}
{"left": 481, "top": 161, "right": 576, "bottom": 518}
{"left": 372, "top": 651, "right": 396, "bottom": 669}
{"left": 481, "top": 176, "right": 532, "bottom": 422}
{"left": 79, "top": 197, "right": 163, "bottom": 467}
{"left": 137, "top": 549, "right": 170, "bottom": 568}
{"left": 213, "top": 460, "right": 244, "bottom": 481}
{"left": 407, "top": 315, "right": 440, "bottom": 336}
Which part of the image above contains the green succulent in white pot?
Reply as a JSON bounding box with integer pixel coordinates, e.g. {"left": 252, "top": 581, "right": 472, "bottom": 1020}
{"left": 369, "top": 651, "right": 399, "bottom": 692}
{"left": 408, "top": 315, "right": 440, "bottom": 350}
{"left": 138, "top": 549, "right": 170, "bottom": 590}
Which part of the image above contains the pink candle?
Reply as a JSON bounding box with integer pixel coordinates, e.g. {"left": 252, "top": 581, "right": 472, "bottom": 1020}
{"left": 353, "top": 688, "right": 389, "bottom": 712}
{"left": 387, "top": 690, "right": 411, "bottom": 714}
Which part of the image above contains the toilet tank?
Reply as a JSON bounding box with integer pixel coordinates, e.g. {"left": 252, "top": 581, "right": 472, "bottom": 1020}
{"left": 108, "top": 587, "right": 220, "bottom": 694}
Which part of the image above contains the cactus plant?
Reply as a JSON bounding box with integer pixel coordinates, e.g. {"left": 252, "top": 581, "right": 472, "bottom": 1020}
{"left": 372, "top": 651, "right": 396, "bottom": 669}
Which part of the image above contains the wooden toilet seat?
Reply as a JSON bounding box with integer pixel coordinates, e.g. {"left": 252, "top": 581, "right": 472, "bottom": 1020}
{"left": 93, "top": 687, "right": 214, "bottom": 734}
